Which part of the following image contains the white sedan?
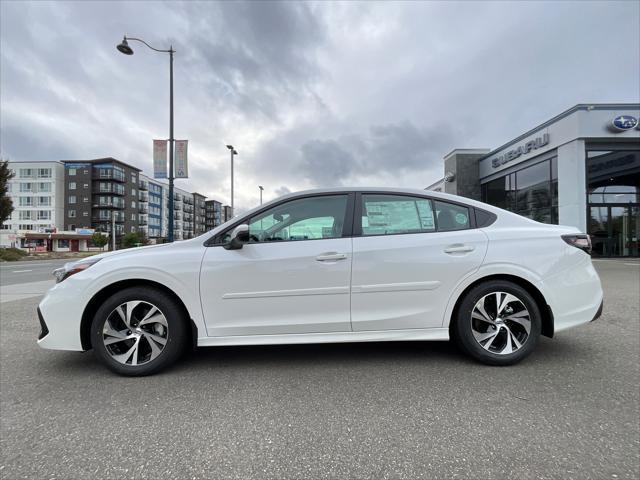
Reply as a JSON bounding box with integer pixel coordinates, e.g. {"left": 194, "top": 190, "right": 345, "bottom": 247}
{"left": 37, "top": 188, "right": 603, "bottom": 376}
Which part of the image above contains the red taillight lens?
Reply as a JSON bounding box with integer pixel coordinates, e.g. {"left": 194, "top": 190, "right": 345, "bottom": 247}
{"left": 561, "top": 234, "right": 592, "bottom": 255}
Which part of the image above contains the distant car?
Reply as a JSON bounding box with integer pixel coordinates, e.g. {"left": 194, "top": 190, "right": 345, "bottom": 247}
{"left": 37, "top": 187, "right": 603, "bottom": 376}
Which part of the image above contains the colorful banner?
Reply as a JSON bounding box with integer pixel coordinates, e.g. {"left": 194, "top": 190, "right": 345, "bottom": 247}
{"left": 153, "top": 140, "right": 167, "bottom": 179}
{"left": 175, "top": 140, "right": 188, "bottom": 178}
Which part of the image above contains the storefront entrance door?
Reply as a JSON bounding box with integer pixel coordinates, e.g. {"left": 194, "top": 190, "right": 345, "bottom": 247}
{"left": 70, "top": 240, "right": 80, "bottom": 252}
{"left": 589, "top": 205, "right": 639, "bottom": 257}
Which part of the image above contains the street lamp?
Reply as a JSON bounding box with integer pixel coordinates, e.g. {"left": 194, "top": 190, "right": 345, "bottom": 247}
{"left": 226, "top": 145, "right": 238, "bottom": 216}
{"left": 117, "top": 35, "right": 177, "bottom": 242}
{"left": 258, "top": 185, "right": 264, "bottom": 205}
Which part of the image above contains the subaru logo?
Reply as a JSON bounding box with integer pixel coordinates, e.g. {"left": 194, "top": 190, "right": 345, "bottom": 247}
{"left": 611, "top": 115, "right": 638, "bottom": 131}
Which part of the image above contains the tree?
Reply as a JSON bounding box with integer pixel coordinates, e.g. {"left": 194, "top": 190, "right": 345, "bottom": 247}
{"left": 91, "top": 232, "right": 109, "bottom": 251}
{"left": 122, "top": 231, "right": 149, "bottom": 249}
{"left": 0, "top": 159, "right": 15, "bottom": 225}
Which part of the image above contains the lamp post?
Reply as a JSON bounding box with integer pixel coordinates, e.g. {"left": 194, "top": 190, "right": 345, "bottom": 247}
{"left": 117, "top": 36, "right": 176, "bottom": 242}
{"left": 258, "top": 185, "right": 264, "bottom": 205}
{"left": 226, "top": 145, "right": 238, "bottom": 216}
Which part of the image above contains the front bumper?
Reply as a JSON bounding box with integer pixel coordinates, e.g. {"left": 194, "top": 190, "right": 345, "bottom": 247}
{"left": 37, "top": 307, "right": 49, "bottom": 340}
{"left": 591, "top": 299, "right": 604, "bottom": 322}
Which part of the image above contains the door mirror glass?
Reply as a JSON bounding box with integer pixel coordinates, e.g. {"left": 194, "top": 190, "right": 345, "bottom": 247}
{"left": 224, "top": 224, "right": 250, "bottom": 250}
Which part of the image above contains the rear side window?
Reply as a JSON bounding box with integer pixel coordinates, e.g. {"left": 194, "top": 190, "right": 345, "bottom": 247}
{"left": 361, "top": 194, "right": 435, "bottom": 236}
{"left": 434, "top": 201, "right": 470, "bottom": 231}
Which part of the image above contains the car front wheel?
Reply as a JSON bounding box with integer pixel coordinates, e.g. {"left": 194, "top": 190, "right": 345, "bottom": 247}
{"left": 90, "top": 286, "right": 188, "bottom": 376}
{"left": 452, "top": 280, "right": 542, "bottom": 366}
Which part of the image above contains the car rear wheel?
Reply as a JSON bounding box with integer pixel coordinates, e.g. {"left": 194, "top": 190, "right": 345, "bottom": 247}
{"left": 452, "top": 280, "right": 541, "bottom": 366}
{"left": 90, "top": 286, "right": 188, "bottom": 376}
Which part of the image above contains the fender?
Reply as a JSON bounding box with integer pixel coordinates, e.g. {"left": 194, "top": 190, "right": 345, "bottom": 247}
{"left": 440, "top": 262, "right": 549, "bottom": 328}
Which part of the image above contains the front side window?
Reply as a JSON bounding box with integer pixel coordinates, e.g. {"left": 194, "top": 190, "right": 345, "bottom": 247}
{"left": 238, "top": 195, "right": 348, "bottom": 243}
{"left": 434, "top": 200, "right": 470, "bottom": 231}
{"left": 361, "top": 194, "right": 435, "bottom": 236}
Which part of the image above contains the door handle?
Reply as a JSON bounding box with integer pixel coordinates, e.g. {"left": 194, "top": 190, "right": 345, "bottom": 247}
{"left": 316, "top": 252, "right": 348, "bottom": 262}
{"left": 444, "top": 244, "right": 475, "bottom": 254}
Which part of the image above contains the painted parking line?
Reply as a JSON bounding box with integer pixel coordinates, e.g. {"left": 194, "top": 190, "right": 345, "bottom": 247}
{"left": 623, "top": 263, "right": 640, "bottom": 266}
{"left": 11, "top": 270, "right": 33, "bottom": 273}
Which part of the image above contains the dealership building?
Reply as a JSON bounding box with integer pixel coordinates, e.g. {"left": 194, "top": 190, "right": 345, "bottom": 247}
{"left": 427, "top": 103, "right": 640, "bottom": 257}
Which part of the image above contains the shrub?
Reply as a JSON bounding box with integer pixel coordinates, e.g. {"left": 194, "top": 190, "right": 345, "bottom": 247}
{"left": 0, "top": 249, "right": 25, "bottom": 261}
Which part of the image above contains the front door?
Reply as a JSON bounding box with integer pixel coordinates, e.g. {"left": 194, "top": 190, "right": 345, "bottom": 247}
{"left": 351, "top": 193, "right": 488, "bottom": 331}
{"left": 70, "top": 240, "right": 79, "bottom": 252}
{"left": 200, "top": 194, "right": 354, "bottom": 337}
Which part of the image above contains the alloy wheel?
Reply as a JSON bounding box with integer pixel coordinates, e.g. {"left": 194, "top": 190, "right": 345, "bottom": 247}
{"left": 102, "top": 300, "right": 169, "bottom": 366}
{"left": 470, "top": 291, "right": 531, "bottom": 355}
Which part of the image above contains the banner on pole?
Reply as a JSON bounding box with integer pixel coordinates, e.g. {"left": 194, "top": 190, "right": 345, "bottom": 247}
{"left": 153, "top": 140, "right": 167, "bottom": 179}
{"left": 175, "top": 140, "right": 188, "bottom": 178}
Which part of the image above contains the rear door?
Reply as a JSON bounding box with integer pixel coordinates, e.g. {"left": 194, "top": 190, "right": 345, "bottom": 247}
{"left": 351, "top": 193, "right": 488, "bottom": 331}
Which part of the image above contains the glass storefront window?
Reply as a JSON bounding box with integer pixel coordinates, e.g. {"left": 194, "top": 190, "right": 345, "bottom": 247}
{"left": 481, "top": 157, "right": 557, "bottom": 224}
{"left": 587, "top": 150, "right": 639, "bottom": 257}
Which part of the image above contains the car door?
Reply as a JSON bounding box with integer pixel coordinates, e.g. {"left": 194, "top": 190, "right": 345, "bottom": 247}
{"left": 200, "top": 193, "right": 354, "bottom": 337}
{"left": 351, "top": 193, "right": 488, "bottom": 331}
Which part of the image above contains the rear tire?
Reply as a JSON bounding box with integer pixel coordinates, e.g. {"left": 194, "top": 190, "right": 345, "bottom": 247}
{"left": 452, "top": 280, "right": 541, "bottom": 366}
{"left": 90, "top": 286, "right": 188, "bottom": 376}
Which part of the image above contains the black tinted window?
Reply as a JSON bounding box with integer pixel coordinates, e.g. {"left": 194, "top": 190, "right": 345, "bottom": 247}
{"left": 434, "top": 201, "right": 470, "bottom": 231}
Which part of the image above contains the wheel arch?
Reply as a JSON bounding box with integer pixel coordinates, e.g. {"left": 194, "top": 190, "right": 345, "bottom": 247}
{"left": 449, "top": 274, "right": 554, "bottom": 338}
{"left": 80, "top": 279, "right": 198, "bottom": 351}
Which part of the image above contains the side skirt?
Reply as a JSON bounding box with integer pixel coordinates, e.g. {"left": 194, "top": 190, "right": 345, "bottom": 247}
{"left": 197, "top": 328, "right": 449, "bottom": 347}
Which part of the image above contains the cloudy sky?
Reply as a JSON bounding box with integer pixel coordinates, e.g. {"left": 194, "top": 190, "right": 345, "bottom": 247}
{"left": 1, "top": 0, "right": 639, "bottom": 211}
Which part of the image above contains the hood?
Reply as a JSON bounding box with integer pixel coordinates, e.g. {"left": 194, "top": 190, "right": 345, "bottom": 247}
{"left": 80, "top": 242, "right": 175, "bottom": 263}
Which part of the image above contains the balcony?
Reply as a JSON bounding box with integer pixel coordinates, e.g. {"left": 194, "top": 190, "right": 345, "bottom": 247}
{"left": 173, "top": 203, "right": 182, "bottom": 211}
{"left": 139, "top": 205, "right": 149, "bottom": 214}
{"left": 139, "top": 218, "right": 148, "bottom": 226}
{"left": 93, "top": 169, "right": 126, "bottom": 182}
{"left": 139, "top": 180, "right": 149, "bottom": 191}
{"left": 183, "top": 205, "right": 194, "bottom": 213}
{"left": 183, "top": 197, "right": 193, "bottom": 205}
{"left": 95, "top": 184, "right": 125, "bottom": 195}
{"left": 92, "top": 212, "right": 125, "bottom": 223}
{"left": 139, "top": 192, "right": 149, "bottom": 203}
{"left": 173, "top": 213, "right": 182, "bottom": 221}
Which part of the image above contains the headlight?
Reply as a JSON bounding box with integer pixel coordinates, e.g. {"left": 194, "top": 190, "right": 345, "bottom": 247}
{"left": 53, "top": 257, "right": 102, "bottom": 283}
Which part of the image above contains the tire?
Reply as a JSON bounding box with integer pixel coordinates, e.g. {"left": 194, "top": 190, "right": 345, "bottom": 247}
{"left": 90, "top": 286, "right": 188, "bottom": 376}
{"left": 452, "top": 280, "right": 541, "bottom": 366}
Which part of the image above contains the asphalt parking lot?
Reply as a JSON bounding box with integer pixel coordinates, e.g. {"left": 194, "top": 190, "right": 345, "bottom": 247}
{"left": 1, "top": 260, "right": 638, "bottom": 479}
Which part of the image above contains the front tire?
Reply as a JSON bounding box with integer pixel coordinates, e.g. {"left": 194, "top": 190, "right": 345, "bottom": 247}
{"left": 452, "top": 281, "right": 541, "bottom": 366}
{"left": 90, "top": 286, "right": 188, "bottom": 376}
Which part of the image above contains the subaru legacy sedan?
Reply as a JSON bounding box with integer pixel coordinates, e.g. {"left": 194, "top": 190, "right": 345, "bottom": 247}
{"left": 37, "top": 188, "right": 603, "bottom": 376}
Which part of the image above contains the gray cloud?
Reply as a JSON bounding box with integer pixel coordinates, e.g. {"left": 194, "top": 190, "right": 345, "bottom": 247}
{"left": 1, "top": 0, "right": 639, "bottom": 213}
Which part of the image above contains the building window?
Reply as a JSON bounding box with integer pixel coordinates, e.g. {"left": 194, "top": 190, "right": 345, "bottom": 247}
{"left": 68, "top": 210, "right": 76, "bottom": 218}
{"left": 37, "top": 168, "right": 51, "bottom": 178}
{"left": 132, "top": 188, "right": 137, "bottom": 196}
{"left": 19, "top": 224, "right": 34, "bottom": 231}
{"left": 69, "top": 182, "right": 76, "bottom": 190}
{"left": 68, "top": 224, "right": 75, "bottom": 230}
{"left": 83, "top": 196, "right": 89, "bottom": 203}
{"left": 83, "top": 183, "right": 89, "bottom": 189}
{"left": 19, "top": 197, "right": 33, "bottom": 207}
{"left": 38, "top": 182, "right": 51, "bottom": 192}
{"left": 19, "top": 168, "right": 35, "bottom": 178}
{"left": 38, "top": 196, "right": 51, "bottom": 206}
{"left": 19, "top": 211, "right": 32, "bottom": 220}
{"left": 68, "top": 168, "right": 76, "bottom": 176}
{"left": 83, "top": 212, "right": 89, "bottom": 217}
{"left": 481, "top": 157, "right": 558, "bottom": 224}
{"left": 38, "top": 211, "right": 51, "bottom": 220}
{"left": 69, "top": 195, "right": 76, "bottom": 204}
{"left": 20, "top": 183, "right": 33, "bottom": 192}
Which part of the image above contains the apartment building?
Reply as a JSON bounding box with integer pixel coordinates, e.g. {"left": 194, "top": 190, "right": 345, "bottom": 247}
{"left": 1, "top": 161, "right": 65, "bottom": 235}
{"left": 205, "top": 199, "right": 223, "bottom": 230}
{"left": 2, "top": 157, "right": 212, "bottom": 247}
{"left": 193, "top": 193, "right": 207, "bottom": 235}
{"left": 61, "top": 158, "right": 142, "bottom": 238}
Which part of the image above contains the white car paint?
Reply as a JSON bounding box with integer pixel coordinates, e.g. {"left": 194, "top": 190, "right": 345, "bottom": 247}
{"left": 37, "top": 187, "right": 603, "bottom": 354}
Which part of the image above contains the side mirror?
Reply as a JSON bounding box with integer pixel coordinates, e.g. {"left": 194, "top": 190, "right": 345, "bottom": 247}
{"left": 224, "top": 224, "right": 250, "bottom": 250}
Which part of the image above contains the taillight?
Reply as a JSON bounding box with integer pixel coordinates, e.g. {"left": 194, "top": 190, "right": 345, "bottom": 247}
{"left": 561, "top": 234, "right": 592, "bottom": 255}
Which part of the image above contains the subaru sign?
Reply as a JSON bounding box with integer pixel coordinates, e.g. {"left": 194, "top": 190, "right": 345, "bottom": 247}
{"left": 611, "top": 115, "right": 638, "bottom": 131}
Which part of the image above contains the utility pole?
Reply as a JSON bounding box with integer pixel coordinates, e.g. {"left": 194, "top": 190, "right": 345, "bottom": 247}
{"left": 111, "top": 214, "right": 116, "bottom": 251}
